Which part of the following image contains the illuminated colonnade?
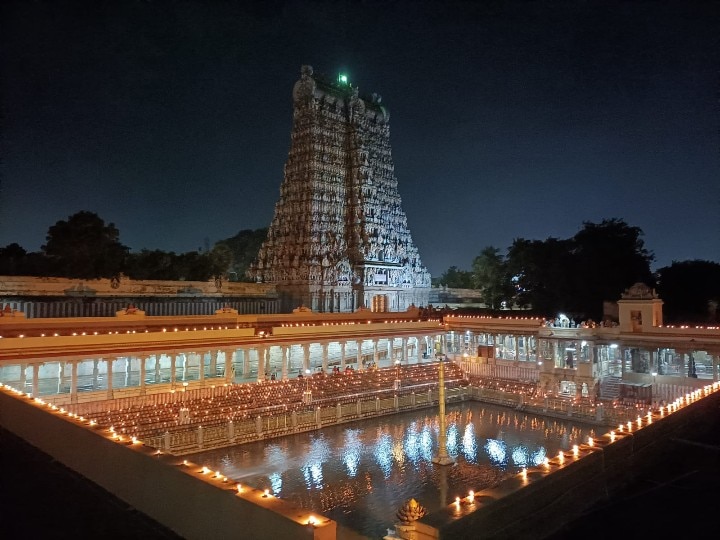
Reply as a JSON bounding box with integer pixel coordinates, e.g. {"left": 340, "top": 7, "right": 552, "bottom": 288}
{"left": 445, "top": 315, "right": 720, "bottom": 400}
{"left": 0, "top": 334, "right": 438, "bottom": 403}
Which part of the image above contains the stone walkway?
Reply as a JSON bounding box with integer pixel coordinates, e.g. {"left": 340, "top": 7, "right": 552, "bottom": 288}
{"left": 548, "top": 404, "right": 720, "bottom": 539}
{"left": 0, "top": 428, "right": 181, "bottom": 539}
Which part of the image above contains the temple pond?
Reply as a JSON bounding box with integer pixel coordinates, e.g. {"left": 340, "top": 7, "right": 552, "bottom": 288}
{"left": 190, "top": 401, "right": 598, "bottom": 538}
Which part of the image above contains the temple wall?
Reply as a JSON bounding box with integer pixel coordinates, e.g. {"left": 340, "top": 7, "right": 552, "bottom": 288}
{"left": 0, "top": 275, "right": 280, "bottom": 317}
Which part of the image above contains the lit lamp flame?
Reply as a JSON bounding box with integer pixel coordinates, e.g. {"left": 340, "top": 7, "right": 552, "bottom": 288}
{"left": 236, "top": 484, "right": 243, "bottom": 493}
{"left": 543, "top": 457, "right": 550, "bottom": 469}
{"left": 263, "top": 489, "right": 271, "bottom": 498}
{"left": 307, "top": 516, "right": 317, "bottom": 527}
{"left": 521, "top": 467, "right": 528, "bottom": 481}
{"left": 557, "top": 451, "right": 564, "bottom": 464}
{"left": 587, "top": 437, "right": 594, "bottom": 447}
{"left": 467, "top": 490, "right": 475, "bottom": 502}
{"left": 572, "top": 444, "right": 579, "bottom": 458}
{"left": 609, "top": 431, "right": 616, "bottom": 443}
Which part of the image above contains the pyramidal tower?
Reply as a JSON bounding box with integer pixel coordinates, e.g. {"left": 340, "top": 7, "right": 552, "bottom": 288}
{"left": 249, "top": 65, "right": 430, "bottom": 313}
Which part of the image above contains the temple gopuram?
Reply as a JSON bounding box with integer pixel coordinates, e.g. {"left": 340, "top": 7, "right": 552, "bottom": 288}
{"left": 249, "top": 65, "right": 430, "bottom": 313}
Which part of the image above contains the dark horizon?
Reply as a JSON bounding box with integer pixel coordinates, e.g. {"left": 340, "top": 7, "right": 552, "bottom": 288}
{"left": 2, "top": 1, "right": 718, "bottom": 275}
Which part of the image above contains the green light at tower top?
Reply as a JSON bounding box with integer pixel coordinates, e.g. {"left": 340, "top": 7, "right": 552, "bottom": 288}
{"left": 338, "top": 73, "right": 348, "bottom": 85}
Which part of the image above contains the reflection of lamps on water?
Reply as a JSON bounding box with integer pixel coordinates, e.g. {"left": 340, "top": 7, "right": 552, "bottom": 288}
{"left": 432, "top": 353, "right": 455, "bottom": 466}
{"left": 394, "top": 359, "right": 401, "bottom": 390}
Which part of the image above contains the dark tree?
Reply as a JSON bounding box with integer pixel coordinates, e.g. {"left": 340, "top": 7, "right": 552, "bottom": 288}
{"left": 569, "top": 219, "right": 654, "bottom": 319}
{"left": 125, "top": 250, "right": 179, "bottom": 281}
{"left": 656, "top": 260, "right": 720, "bottom": 323}
{"left": 471, "top": 246, "right": 512, "bottom": 309}
{"left": 215, "top": 228, "right": 267, "bottom": 281}
{"left": 0, "top": 243, "right": 27, "bottom": 275}
{"left": 506, "top": 237, "right": 574, "bottom": 314}
{"left": 173, "top": 251, "right": 215, "bottom": 282}
{"left": 42, "top": 212, "right": 128, "bottom": 279}
{"left": 436, "top": 266, "right": 474, "bottom": 288}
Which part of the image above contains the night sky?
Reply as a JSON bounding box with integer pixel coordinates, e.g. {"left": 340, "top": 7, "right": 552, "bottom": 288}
{"left": 1, "top": 0, "right": 718, "bottom": 276}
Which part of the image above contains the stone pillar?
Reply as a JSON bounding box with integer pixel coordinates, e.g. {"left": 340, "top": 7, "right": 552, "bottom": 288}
{"left": 93, "top": 359, "right": 100, "bottom": 390}
{"left": 180, "top": 353, "right": 187, "bottom": 382}
{"left": 387, "top": 337, "right": 394, "bottom": 364}
{"left": 210, "top": 351, "right": 218, "bottom": 379}
{"left": 140, "top": 356, "right": 147, "bottom": 395}
{"left": 170, "top": 354, "right": 177, "bottom": 385}
{"left": 242, "top": 349, "right": 250, "bottom": 377}
{"left": 125, "top": 357, "right": 132, "bottom": 387}
{"left": 302, "top": 344, "right": 310, "bottom": 373}
{"left": 257, "top": 347, "right": 266, "bottom": 382}
{"left": 401, "top": 337, "right": 408, "bottom": 364}
{"left": 281, "top": 345, "right": 289, "bottom": 381}
{"left": 154, "top": 355, "right": 161, "bottom": 383}
{"left": 514, "top": 336, "right": 520, "bottom": 361}
{"left": 372, "top": 339, "right": 379, "bottom": 366}
{"left": 32, "top": 363, "right": 40, "bottom": 396}
{"left": 106, "top": 358, "right": 114, "bottom": 399}
{"left": 57, "top": 362, "right": 66, "bottom": 394}
{"left": 225, "top": 350, "right": 235, "bottom": 384}
{"left": 417, "top": 336, "right": 425, "bottom": 361}
{"left": 70, "top": 360, "right": 78, "bottom": 403}
{"left": 321, "top": 342, "right": 329, "bottom": 373}
{"left": 340, "top": 342, "right": 346, "bottom": 370}
{"left": 356, "top": 340, "right": 363, "bottom": 371}
{"left": 199, "top": 352, "right": 206, "bottom": 382}
{"left": 19, "top": 363, "right": 27, "bottom": 391}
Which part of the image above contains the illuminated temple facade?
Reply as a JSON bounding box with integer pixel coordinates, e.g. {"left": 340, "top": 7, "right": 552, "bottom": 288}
{"left": 248, "top": 65, "right": 430, "bottom": 313}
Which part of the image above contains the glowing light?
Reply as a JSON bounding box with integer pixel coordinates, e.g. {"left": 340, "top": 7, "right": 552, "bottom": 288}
{"left": 307, "top": 516, "right": 317, "bottom": 526}
{"left": 236, "top": 484, "right": 243, "bottom": 493}
{"left": 609, "top": 431, "right": 616, "bottom": 443}
{"left": 587, "top": 437, "right": 594, "bottom": 447}
{"left": 467, "top": 490, "right": 475, "bottom": 501}
{"left": 557, "top": 451, "right": 564, "bottom": 464}
{"left": 263, "top": 489, "right": 271, "bottom": 498}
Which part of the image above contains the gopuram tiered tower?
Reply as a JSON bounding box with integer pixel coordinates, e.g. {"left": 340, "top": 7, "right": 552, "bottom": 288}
{"left": 249, "top": 65, "right": 430, "bottom": 313}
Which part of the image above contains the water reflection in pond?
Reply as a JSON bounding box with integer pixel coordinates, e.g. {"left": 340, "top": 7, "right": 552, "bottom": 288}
{"left": 190, "top": 402, "right": 597, "bottom": 538}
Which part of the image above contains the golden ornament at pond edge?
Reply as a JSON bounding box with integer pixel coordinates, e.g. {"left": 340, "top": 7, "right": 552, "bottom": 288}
{"left": 396, "top": 498, "right": 427, "bottom": 524}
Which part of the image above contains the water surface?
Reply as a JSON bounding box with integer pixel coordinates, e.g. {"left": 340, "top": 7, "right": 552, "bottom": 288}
{"left": 191, "top": 402, "right": 597, "bottom": 538}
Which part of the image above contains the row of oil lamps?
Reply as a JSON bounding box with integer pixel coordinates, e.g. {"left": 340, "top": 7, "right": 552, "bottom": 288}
{"left": 3, "top": 380, "right": 719, "bottom": 527}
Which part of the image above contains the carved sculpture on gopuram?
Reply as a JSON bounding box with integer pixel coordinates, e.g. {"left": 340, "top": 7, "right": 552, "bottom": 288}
{"left": 248, "top": 65, "right": 430, "bottom": 313}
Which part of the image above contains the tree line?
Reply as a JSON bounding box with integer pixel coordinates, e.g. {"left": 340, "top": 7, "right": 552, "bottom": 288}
{"left": 433, "top": 218, "right": 720, "bottom": 324}
{"left": 1, "top": 213, "right": 717, "bottom": 324}
{"left": 0, "top": 211, "right": 266, "bottom": 283}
